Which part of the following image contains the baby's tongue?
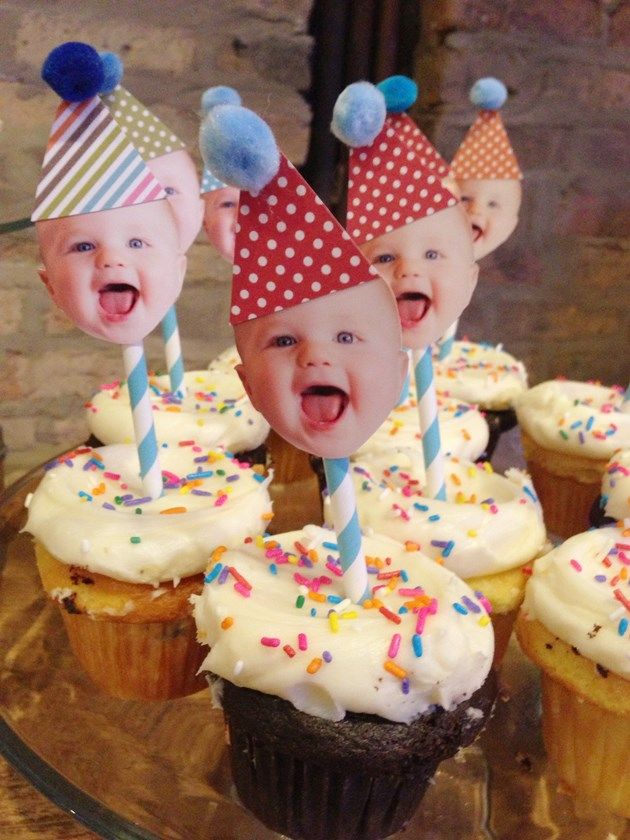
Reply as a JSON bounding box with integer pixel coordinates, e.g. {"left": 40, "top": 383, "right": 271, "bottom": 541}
{"left": 301, "top": 388, "right": 344, "bottom": 423}
{"left": 397, "top": 297, "right": 426, "bottom": 324}
{"left": 99, "top": 286, "right": 136, "bottom": 315}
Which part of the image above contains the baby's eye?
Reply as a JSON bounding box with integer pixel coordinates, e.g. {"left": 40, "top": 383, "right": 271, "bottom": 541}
{"left": 425, "top": 249, "right": 439, "bottom": 260}
{"left": 128, "top": 238, "right": 145, "bottom": 249}
{"left": 488, "top": 200, "right": 499, "bottom": 208}
{"left": 164, "top": 186, "right": 178, "bottom": 196}
{"left": 336, "top": 331, "right": 354, "bottom": 344}
{"left": 220, "top": 200, "right": 237, "bottom": 209}
{"left": 373, "top": 253, "right": 395, "bottom": 264}
{"left": 460, "top": 195, "right": 471, "bottom": 204}
{"left": 72, "top": 241, "right": 94, "bottom": 252}
{"left": 273, "top": 335, "right": 296, "bottom": 347}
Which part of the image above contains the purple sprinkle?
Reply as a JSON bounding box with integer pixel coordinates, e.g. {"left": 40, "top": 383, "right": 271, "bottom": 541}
{"left": 401, "top": 677, "right": 410, "bottom": 695}
{"left": 461, "top": 595, "right": 481, "bottom": 614}
{"left": 124, "top": 496, "right": 151, "bottom": 506}
{"left": 191, "top": 489, "right": 213, "bottom": 496}
{"left": 226, "top": 474, "right": 240, "bottom": 482}
{"left": 102, "top": 502, "right": 116, "bottom": 510}
{"left": 217, "top": 566, "right": 230, "bottom": 585}
{"left": 594, "top": 574, "right": 607, "bottom": 582}
{"left": 322, "top": 650, "right": 332, "bottom": 663}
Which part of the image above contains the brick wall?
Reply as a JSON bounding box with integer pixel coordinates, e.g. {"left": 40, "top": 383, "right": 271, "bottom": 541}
{"left": 1, "top": 0, "right": 628, "bottom": 477}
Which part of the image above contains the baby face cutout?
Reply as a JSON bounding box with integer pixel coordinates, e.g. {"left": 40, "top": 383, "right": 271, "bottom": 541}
{"left": 147, "top": 149, "right": 204, "bottom": 252}
{"left": 234, "top": 279, "right": 407, "bottom": 458}
{"left": 359, "top": 204, "right": 478, "bottom": 349}
{"left": 37, "top": 200, "right": 186, "bottom": 345}
{"left": 457, "top": 178, "right": 521, "bottom": 260}
{"left": 202, "top": 186, "right": 239, "bottom": 261}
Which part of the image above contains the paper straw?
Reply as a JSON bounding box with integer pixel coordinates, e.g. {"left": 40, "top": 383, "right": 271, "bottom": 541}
{"left": 161, "top": 305, "right": 186, "bottom": 398}
{"left": 122, "top": 343, "right": 163, "bottom": 499}
{"left": 398, "top": 351, "right": 411, "bottom": 405}
{"left": 436, "top": 318, "right": 458, "bottom": 361}
{"left": 323, "top": 457, "right": 370, "bottom": 603}
{"left": 413, "top": 347, "right": 446, "bottom": 500}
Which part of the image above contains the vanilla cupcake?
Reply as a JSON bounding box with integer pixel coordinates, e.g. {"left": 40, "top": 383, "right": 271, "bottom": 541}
{"left": 329, "top": 449, "right": 547, "bottom": 667}
{"left": 593, "top": 449, "right": 630, "bottom": 526}
{"left": 24, "top": 442, "right": 272, "bottom": 700}
{"left": 86, "top": 368, "right": 269, "bottom": 466}
{"left": 516, "top": 380, "right": 630, "bottom": 538}
{"left": 434, "top": 339, "right": 528, "bottom": 458}
{"left": 516, "top": 527, "right": 630, "bottom": 817}
{"left": 192, "top": 524, "right": 496, "bottom": 840}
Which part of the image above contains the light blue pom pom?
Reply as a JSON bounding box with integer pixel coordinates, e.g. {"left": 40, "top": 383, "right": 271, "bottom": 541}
{"left": 470, "top": 78, "right": 507, "bottom": 110}
{"left": 99, "top": 52, "right": 123, "bottom": 94}
{"left": 199, "top": 104, "right": 279, "bottom": 195}
{"left": 376, "top": 75, "right": 417, "bottom": 114}
{"left": 201, "top": 86, "right": 242, "bottom": 116}
{"left": 331, "top": 82, "right": 386, "bottom": 148}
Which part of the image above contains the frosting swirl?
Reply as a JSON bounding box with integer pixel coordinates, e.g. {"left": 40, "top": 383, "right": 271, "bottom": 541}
{"left": 192, "top": 524, "right": 494, "bottom": 723}
{"left": 434, "top": 340, "right": 528, "bottom": 410}
{"left": 24, "top": 443, "right": 272, "bottom": 585}
{"left": 521, "top": 526, "right": 630, "bottom": 679}
{"left": 515, "top": 380, "right": 630, "bottom": 459}
{"left": 329, "top": 451, "right": 545, "bottom": 578}
{"left": 86, "top": 369, "right": 269, "bottom": 453}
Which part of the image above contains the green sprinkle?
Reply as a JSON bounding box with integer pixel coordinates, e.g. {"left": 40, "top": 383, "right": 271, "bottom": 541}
{"left": 559, "top": 430, "right": 569, "bottom": 440}
{"left": 135, "top": 508, "right": 143, "bottom": 515}
{"left": 130, "top": 536, "right": 142, "bottom": 544}
{"left": 296, "top": 594, "right": 305, "bottom": 608}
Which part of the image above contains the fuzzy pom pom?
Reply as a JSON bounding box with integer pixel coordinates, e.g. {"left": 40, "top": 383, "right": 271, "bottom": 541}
{"left": 41, "top": 42, "right": 105, "bottom": 102}
{"left": 201, "top": 86, "right": 242, "bottom": 116}
{"left": 331, "top": 82, "right": 386, "bottom": 148}
{"left": 99, "top": 51, "right": 123, "bottom": 94}
{"left": 199, "top": 104, "right": 279, "bottom": 195}
{"left": 470, "top": 77, "right": 508, "bottom": 111}
{"left": 376, "top": 75, "right": 417, "bottom": 114}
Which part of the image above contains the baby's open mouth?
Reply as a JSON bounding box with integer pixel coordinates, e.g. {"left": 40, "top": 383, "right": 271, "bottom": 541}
{"left": 396, "top": 292, "right": 430, "bottom": 329}
{"left": 472, "top": 224, "right": 483, "bottom": 242}
{"left": 99, "top": 283, "right": 139, "bottom": 316}
{"left": 301, "top": 385, "right": 348, "bottom": 425}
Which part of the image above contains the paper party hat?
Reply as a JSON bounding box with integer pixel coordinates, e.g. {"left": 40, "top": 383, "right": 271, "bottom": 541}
{"left": 451, "top": 78, "right": 522, "bottom": 180}
{"left": 331, "top": 81, "right": 458, "bottom": 243}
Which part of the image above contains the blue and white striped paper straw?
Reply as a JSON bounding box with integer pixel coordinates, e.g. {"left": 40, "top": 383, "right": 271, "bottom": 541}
{"left": 161, "top": 305, "right": 186, "bottom": 398}
{"left": 413, "top": 347, "right": 446, "bottom": 500}
{"left": 436, "top": 318, "right": 458, "bottom": 361}
{"left": 122, "top": 343, "right": 163, "bottom": 499}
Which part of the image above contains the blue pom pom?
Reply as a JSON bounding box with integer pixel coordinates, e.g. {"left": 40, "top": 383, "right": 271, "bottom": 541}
{"left": 41, "top": 42, "right": 104, "bottom": 102}
{"left": 199, "top": 105, "right": 279, "bottom": 195}
{"left": 201, "top": 86, "right": 242, "bottom": 116}
{"left": 331, "top": 82, "right": 386, "bottom": 148}
{"left": 469, "top": 77, "right": 508, "bottom": 110}
{"left": 99, "top": 52, "right": 123, "bottom": 94}
{"left": 376, "top": 75, "right": 417, "bottom": 114}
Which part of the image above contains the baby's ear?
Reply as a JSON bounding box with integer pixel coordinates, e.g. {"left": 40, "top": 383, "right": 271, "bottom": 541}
{"left": 38, "top": 266, "right": 56, "bottom": 301}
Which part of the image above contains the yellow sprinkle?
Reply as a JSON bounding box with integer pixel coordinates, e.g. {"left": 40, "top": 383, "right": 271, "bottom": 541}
{"left": 308, "top": 591, "right": 326, "bottom": 603}
{"left": 194, "top": 376, "right": 204, "bottom": 383}
{"left": 462, "top": 429, "right": 471, "bottom": 440}
{"left": 221, "top": 617, "right": 234, "bottom": 630}
{"left": 307, "top": 657, "right": 323, "bottom": 675}
{"left": 255, "top": 535, "right": 266, "bottom": 547}
{"left": 329, "top": 612, "right": 339, "bottom": 633}
{"left": 450, "top": 473, "right": 462, "bottom": 486}
{"left": 165, "top": 406, "right": 182, "bottom": 413}
{"left": 262, "top": 512, "right": 274, "bottom": 521}
{"left": 160, "top": 506, "right": 188, "bottom": 515}
{"left": 455, "top": 491, "right": 466, "bottom": 504}
{"left": 196, "top": 419, "right": 205, "bottom": 426}
{"left": 478, "top": 615, "right": 491, "bottom": 627}
{"left": 340, "top": 611, "right": 358, "bottom": 619}
{"left": 483, "top": 461, "right": 494, "bottom": 473}
{"left": 384, "top": 660, "right": 408, "bottom": 680}
{"left": 404, "top": 540, "right": 420, "bottom": 552}
{"left": 467, "top": 529, "right": 478, "bottom": 538}
{"left": 288, "top": 553, "right": 299, "bottom": 564}
{"left": 467, "top": 466, "right": 477, "bottom": 478}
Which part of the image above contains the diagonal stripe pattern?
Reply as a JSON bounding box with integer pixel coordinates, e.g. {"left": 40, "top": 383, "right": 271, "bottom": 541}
{"left": 323, "top": 457, "right": 369, "bottom": 603}
{"left": 436, "top": 319, "right": 458, "bottom": 361}
{"left": 161, "top": 305, "right": 186, "bottom": 398}
{"left": 414, "top": 348, "right": 446, "bottom": 500}
{"left": 123, "top": 343, "right": 163, "bottom": 499}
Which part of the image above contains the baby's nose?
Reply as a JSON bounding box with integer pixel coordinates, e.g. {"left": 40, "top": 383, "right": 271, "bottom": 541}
{"left": 298, "top": 340, "right": 332, "bottom": 367}
{"left": 97, "top": 245, "right": 126, "bottom": 269}
{"left": 395, "top": 259, "right": 425, "bottom": 280}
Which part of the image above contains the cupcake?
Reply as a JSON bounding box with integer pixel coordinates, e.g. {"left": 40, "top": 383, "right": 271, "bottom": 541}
{"left": 434, "top": 339, "right": 528, "bottom": 459}
{"left": 86, "top": 367, "right": 269, "bottom": 467}
{"left": 192, "top": 524, "right": 496, "bottom": 840}
{"left": 591, "top": 449, "right": 630, "bottom": 527}
{"left": 515, "top": 380, "right": 630, "bottom": 539}
{"left": 516, "top": 526, "right": 630, "bottom": 817}
{"left": 329, "top": 449, "right": 547, "bottom": 667}
{"left": 24, "top": 442, "right": 272, "bottom": 700}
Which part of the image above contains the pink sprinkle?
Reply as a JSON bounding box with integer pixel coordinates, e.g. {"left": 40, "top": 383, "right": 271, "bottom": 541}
{"left": 399, "top": 587, "right": 423, "bottom": 597}
{"left": 388, "top": 633, "right": 401, "bottom": 659}
{"left": 428, "top": 597, "right": 438, "bottom": 615}
{"left": 294, "top": 572, "right": 314, "bottom": 589}
{"left": 326, "top": 561, "right": 343, "bottom": 577}
{"left": 234, "top": 582, "right": 251, "bottom": 598}
{"left": 214, "top": 494, "right": 228, "bottom": 507}
{"left": 570, "top": 559, "right": 582, "bottom": 572}
{"left": 103, "top": 471, "right": 120, "bottom": 480}
{"left": 392, "top": 503, "right": 410, "bottom": 522}
{"left": 415, "top": 607, "right": 429, "bottom": 635}
{"left": 261, "top": 637, "right": 280, "bottom": 647}
{"left": 298, "top": 633, "right": 308, "bottom": 651}
{"left": 490, "top": 504, "right": 499, "bottom": 514}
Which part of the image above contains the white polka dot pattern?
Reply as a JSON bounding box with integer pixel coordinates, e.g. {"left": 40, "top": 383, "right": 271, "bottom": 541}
{"left": 102, "top": 86, "right": 186, "bottom": 160}
{"left": 390, "top": 113, "right": 449, "bottom": 177}
{"left": 230, "top": 155, "right": 379, "bottom": 324}
{"left": 451, "top": 111, "right": 522, "bottom": 180}
{"left": 346, "top": 117, "right": 458, "bottom": 243}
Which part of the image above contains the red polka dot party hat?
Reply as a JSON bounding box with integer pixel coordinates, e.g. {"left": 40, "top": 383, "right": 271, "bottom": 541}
{"left": 451, "top": 77, "right": 522, "bottom": 181}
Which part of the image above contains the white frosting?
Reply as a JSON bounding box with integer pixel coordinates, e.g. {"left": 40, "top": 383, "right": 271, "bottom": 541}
{"left": 602, "top": 450, "right": 630, "bottom": 522}
{"left": 327, "top": 451, "right": 545, "bottom": 579}
{"left": 24, "top": 443, "right": 272, "bottom": 585}
{"left": 355, "top": 392, "right": 489, "bottom": 463}
{"left": 434, "top": 340, "right": 528, "bottom": 410}
{"left": 192, "top": 524, "right": 494, "bottom": 723}
{"left": 87, "top": 369, "right": 269, "bottom": 453}
{"left": 515, "top": 380, "right": 630, "bottom": 459}
{"left": 208, "top": 345, "right": 241, "bottom": 372}
{"left": 521, "top": 527, "right": 630, "bottom": 679}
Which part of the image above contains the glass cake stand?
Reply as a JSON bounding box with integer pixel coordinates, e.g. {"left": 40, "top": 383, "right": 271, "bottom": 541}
{"left": 0, "top": 465, "right": 627, "bottom": 840}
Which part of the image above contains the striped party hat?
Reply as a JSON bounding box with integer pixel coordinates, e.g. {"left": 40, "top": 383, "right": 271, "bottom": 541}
{"left": 32, "top": 95, "right": 166, "bottom": 221}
